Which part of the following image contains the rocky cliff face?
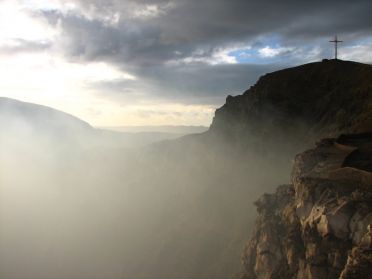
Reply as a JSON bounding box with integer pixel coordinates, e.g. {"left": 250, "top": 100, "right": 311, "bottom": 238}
{"left": 240, "top": 133, "right": 372, "bottom": 279}
{"left": 148, "top": 60, "right": 372, "bottom": 279}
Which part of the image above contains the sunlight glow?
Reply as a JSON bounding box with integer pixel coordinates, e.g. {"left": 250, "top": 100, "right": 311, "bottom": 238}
{"left": 0, "top": 0, "right": 56, "bottom": 42}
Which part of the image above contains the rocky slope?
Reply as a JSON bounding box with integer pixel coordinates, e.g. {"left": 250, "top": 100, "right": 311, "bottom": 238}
{"left": 240, "top": 133, "right": 372, "bottom": 279}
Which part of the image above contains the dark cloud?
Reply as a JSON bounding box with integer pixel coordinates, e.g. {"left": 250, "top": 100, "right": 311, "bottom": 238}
{"left": 89, "top": 63, "right": 282, "bottom": 105}
{"left": 60, "top": 0, "right": 372, "bottom": 44}
{"left": 34, "top": 0, "right": 372, "bottom": 105}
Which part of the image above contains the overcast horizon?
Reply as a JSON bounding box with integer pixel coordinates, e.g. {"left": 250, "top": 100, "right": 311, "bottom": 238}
{"left": 1, "top": 0, "right": 372, "bottom": 126}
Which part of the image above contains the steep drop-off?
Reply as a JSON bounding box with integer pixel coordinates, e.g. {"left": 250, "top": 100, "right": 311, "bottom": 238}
{"left": 146, "top": 59, "right": 372, "bottom": 278}
{"left": 240, "top": 133, "right": 372, "bottom": 279}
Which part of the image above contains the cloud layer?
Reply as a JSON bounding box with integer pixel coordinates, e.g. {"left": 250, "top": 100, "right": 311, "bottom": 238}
{"left": 1, "top": 0, "right": 372, "bottom": 125}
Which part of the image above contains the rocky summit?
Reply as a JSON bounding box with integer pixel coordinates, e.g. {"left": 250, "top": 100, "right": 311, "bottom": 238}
{"left": 240, "top": 133, "right": 372, "bottom": 279}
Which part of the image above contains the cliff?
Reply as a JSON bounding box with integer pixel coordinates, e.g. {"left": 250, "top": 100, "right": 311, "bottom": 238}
{"left": 149, "top": 60, "right": 372, "bottom": 278}
{"left": 240, "top": 133, "right": 372, "bottom": 279}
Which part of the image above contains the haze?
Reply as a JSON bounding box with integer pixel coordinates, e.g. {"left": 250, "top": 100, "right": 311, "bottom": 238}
{"left": 1, "top": 1, "right": 372, "bottom": 279}
{"left": 1, "top": 101, "right": 294, "bottom": 279}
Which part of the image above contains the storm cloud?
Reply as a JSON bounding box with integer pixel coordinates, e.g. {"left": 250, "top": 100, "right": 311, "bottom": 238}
{"left": 31, "top": 0, "right": 372, "bottom": 103}
{"left": 42, "top": 0, "right": 372, "bottom": 59}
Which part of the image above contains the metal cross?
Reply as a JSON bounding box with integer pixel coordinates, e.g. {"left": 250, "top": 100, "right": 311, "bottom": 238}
{"left": 329, "top": 35, "right": 343, "bottom": 60}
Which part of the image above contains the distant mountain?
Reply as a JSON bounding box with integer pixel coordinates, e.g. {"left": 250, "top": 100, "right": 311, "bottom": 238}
{"left": 0, "top": 97, "right": 93, "bottom": 135}
{"left": 0, "top": 97, "right": 198, "bottom": 148}
{"left": 102, "top": 125, "right": 208, "bottom": 134}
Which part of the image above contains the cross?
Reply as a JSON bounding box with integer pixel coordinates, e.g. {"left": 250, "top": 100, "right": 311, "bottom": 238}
{"left": 329, "top": 35, "right": 343, "bottom": 60}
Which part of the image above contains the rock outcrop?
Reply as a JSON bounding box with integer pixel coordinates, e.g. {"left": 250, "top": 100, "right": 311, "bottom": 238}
{"left": 241, "top": 133, "right": 372, "bottom": 279}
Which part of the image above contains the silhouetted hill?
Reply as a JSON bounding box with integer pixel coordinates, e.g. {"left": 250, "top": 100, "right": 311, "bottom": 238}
{"left": 209, "top": 60, "right": 372, "bottom": 152}
{"left": 0, "top": 97, "right": 188, "bottom": 148}
{"left": 0, "top": 97, "right": 93, "bottom": 135}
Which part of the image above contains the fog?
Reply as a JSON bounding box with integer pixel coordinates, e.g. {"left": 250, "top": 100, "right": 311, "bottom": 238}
{"left": 0, "top": 105, "right": 302, "bottom": 279}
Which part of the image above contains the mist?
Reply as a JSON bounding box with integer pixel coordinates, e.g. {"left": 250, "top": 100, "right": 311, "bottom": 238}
{"left": 0, "top": 102, "right": 301, "bottom": 279}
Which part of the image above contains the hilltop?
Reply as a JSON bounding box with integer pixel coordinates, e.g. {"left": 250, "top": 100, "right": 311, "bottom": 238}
{"left": 208, "top": 60, "right": 372, "bottom": 153}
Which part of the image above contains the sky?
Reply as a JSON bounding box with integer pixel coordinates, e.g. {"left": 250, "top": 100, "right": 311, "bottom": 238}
{"left": 1, "top": 0, "right": 372, "bottom": 127}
